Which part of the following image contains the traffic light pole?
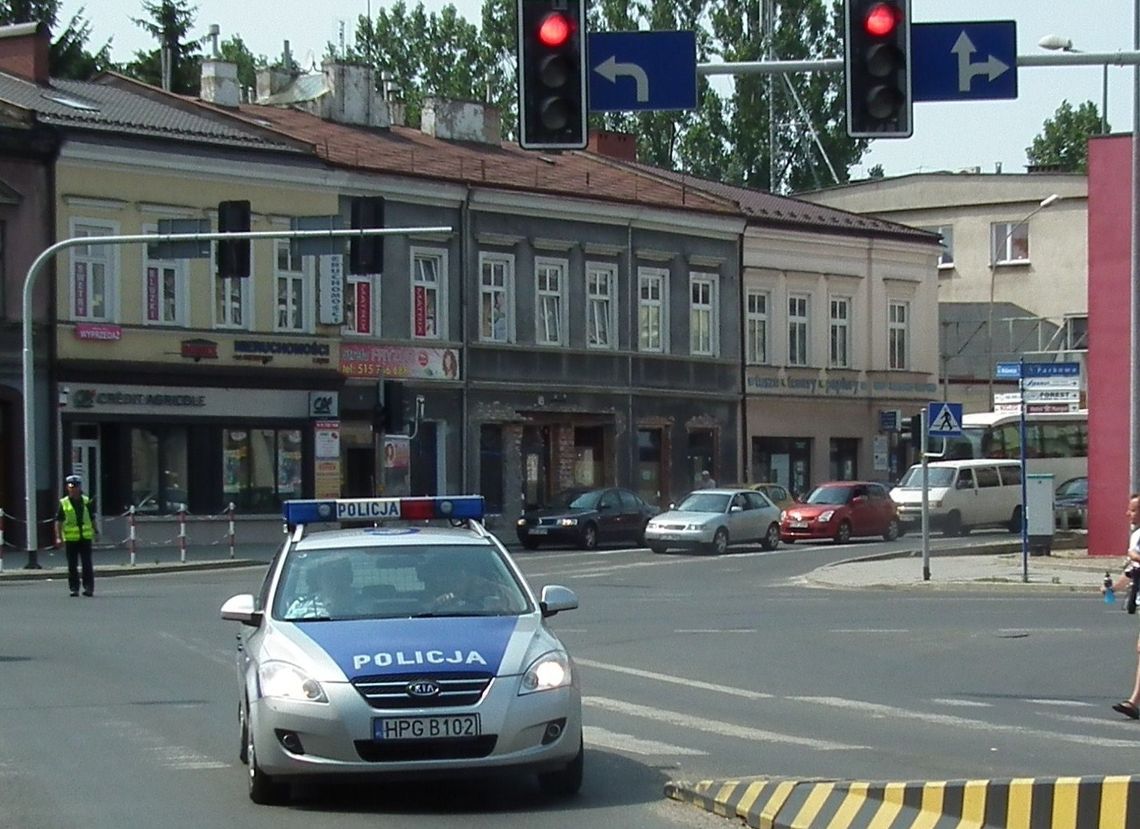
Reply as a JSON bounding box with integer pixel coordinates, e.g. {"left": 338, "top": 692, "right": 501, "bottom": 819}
{"left": 20, "top": 224, "right": 451, "bottom": 567}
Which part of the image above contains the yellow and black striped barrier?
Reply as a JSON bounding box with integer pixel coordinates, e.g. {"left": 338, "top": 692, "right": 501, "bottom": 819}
{"left": 665, "top": 775, "right": 1140, "bottom": 828}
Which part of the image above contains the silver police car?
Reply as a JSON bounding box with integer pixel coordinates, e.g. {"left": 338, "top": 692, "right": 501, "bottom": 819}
{"left": 220, "top": 495, "right": 583, "bottom": 804}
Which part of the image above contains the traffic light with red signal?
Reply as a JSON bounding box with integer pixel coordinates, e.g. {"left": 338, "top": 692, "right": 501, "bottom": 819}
{"left": 844, "top": 0, "right": 912, "bottom": 138}
{"left": 516, "top": 0, "right": 587, "bottom": 150}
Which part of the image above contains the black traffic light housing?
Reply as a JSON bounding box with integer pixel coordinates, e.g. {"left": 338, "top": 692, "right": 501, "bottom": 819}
{"left": 516, "top": 0, "right": 588, "bottom": 150}
{"left": 349, "top": 196, "right": 385, "bottom": 275}
{"left": 909, "top": 412, "right": 923, "bottom": 453}
{"left": 844, "top": 0, "right": 912, "bottom": 138}
{"left": 378, "top": 380, "right": 406, "bottom": 434}
{"left": 217, "top": 200, "right": 251, "bottom": 278}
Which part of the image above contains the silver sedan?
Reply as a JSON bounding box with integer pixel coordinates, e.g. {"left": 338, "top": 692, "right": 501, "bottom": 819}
{"left": 643, "top": 488, "right": 782, "bottom": 555}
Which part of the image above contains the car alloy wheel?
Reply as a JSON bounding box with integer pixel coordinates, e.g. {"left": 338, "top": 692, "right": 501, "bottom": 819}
{"left": 761, "top": 522, "right": 779, "bottom": 550}
{"left": 834, "top": 521, "right": 851, "bottom": 544}
{"left": 581, "top": 523, "right": 598, "bottom": 550}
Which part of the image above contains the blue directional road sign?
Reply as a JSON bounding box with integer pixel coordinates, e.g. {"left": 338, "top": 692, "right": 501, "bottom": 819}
{"left": 995, "top": 361, "right": 1023, "bottom": 379}
{"left": 588, "top": 31, "right": 697, "bottom": 112}
{"left": 928, "top": 402, "right": 963, "bottom": 438}
{"left": 995, "top": 361, "right": 1081, "bottom": 380}
{"left": 912, "top": 21, "right": 1017, "bottom": 102}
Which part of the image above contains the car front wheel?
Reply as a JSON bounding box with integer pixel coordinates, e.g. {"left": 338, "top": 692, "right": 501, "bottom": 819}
{"left": 537, "top": 734, "right": 584, "bottom": 796}
{"left": 761, "top": 522, "right": 780, "bottom": 550}
{"left": 883, "top": 518, "right": 900, "bottom": 542}
{"left": 247, "top": 708, "right": 289, "bottom": 805}
{"left": 580, "top": 523, "right": 598, "bottom": 550}
{"left": 833, "top": 521, "right": 852, "bottom": 544}
{"left": 707, "top": 527, "right": 729, "bottom": 555}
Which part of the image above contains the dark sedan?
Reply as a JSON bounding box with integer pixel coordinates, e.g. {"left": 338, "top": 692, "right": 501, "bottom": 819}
{"left": 516, "top": 487, "right": 658, "bottom": 550}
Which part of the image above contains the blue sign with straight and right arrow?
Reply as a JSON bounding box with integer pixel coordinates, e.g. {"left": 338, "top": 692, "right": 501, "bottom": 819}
{"left": 587, "top": 31, "right": 697, "bottom": 112}
{"left": 912, "top": 20, "right": 1018, "bottom": 102}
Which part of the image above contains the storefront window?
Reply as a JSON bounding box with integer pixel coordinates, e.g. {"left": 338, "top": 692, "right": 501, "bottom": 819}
{"left": 131, "top": 427, "right": 188, "bottom": 514}
{"left": 223, "top": 428, "right": 302, "bottom": 512}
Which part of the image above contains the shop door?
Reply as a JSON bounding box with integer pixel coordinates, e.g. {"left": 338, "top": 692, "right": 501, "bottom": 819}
{"left": 343, "top": 447, "right": 374, "bottom": 497}
{"left": 70, "top": 437, "right": 102, "bottom": 527}
{"left": 410, "top": 421, "right": 438, "bottom": 496}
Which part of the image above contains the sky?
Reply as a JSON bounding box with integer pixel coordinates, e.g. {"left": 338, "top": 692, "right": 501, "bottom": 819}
{"left": 58, "top": 0, "right": 1140, "bottom": 179}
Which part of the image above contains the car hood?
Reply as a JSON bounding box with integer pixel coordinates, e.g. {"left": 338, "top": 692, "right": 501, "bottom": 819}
{"left": 524, "top": 507, "right": 598, "bottom": 521}
{"left": 784, "top": 503, "right": 847, "bottom": 519}
{"left": 266, "top": 615, "right": 543, "bottom": 682}
{"left": 650, "top": 509, "right": 720, "bottom": 524}
{"left": 890, "top": 488, "right": 948, "bottom": 506}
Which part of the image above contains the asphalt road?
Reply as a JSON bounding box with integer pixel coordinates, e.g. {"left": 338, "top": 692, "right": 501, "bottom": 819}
{"left": 0, "top": 532, "right": 1132, "bottom": 829}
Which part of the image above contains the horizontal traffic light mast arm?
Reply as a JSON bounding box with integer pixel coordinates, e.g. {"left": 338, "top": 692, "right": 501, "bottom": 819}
{"left": 697, "top": 50, "right": 1140, "bottom": 76}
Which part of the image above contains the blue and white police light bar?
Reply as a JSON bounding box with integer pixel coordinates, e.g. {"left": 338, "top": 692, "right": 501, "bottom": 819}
{"left": 282, "top": 495, "right": 485, "bottom": 525}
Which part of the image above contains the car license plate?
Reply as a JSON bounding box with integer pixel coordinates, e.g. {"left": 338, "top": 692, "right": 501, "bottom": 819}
{"left": 530, "top": 527, "right": 548, "bottom": 535}
{"left": 375, "top": 714, "right": 481, "bottom": 740}
{"left": 790, "top": 521, "right": 808, "bottom": 529}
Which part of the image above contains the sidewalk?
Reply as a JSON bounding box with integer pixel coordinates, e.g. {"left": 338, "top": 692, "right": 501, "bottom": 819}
{"left": 0, "top": 542, "right": 277, "bottom": 581}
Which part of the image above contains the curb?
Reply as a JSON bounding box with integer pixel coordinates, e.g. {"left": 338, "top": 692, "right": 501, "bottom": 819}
{"left": 665, "top": 775, "right": 1140, "bottom": 828}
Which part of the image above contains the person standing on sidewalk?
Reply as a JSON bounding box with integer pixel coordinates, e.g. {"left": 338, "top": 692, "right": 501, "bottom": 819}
{"left": 54, "top": 474, "right": 97, "bottom": 597}
{"left": 1103, "top": 493, "right": 1140, "bottom": 719}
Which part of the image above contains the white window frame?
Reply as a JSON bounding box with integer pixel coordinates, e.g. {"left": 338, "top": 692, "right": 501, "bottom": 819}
{"left": 534, "top": 256, "right": 568, "bottom": 346}
{"left": 585, "top": 262, "right": 617, "bottom": 350}
{"left": 689, "top": 272, "right": 718, "bottom": 356}
{"left": 343, "top": 272, "right": 377, "bottom": 337}
{"left": 479, "top": 252, "right": 514, "bottom": 344}
{"left": 991, "top": 221, "right": 1030, "bottom": 265}
{"left": 745, "top": 289, "right": 769, "bottom": 365}
{"left": 69, "top": 219, "right": 119, "bottom": 323}
{"left": 638, "top": 267, "right": 669, "bottom": 353}
{"left": 788, "top": 293, "right": 810, "bottom": 367}
{"left": 888, "top": 299, "right": 909, "bottom": 370}
{"left": 142, "top": 222, "right": 188, "bottom": 327}
{"left": 411, "top": 246, "right": 447, "bottom": 340}
{"left": 213, "top": 242, "right": 252, "bottom": 329}
{"left": 274, "top": 240, "right": 312, "bottom": 333}
{"left": 829, "top": 295, "right": 851, "bottom": 369}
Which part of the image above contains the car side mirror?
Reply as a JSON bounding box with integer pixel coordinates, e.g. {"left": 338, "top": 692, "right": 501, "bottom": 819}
{"left": 220, "top": 593, "right": 263, "bottom": 628}
{"left": 852, "top": 496, "right": 866, "bottom": 505}
{"left": 730, "top": 505, "right": 743, "bottom": 512}
{"left": 539, "top": 584, "right": 578, "bottom": 618}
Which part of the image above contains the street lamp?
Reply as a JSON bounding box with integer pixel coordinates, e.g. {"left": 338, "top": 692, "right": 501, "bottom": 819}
{"left": 1038, "top": 34, "right": 1109, "bottom": 134}
{"left": 987, "top": 193, "right": 1062, "bottom": 409}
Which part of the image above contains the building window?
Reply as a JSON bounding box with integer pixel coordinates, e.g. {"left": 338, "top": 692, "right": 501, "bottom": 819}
{"left": 479, "top": 253, "right": 513, "bottom": 343}
{"left": 275, "top": 240, "right": 308, "bottom": 332}
{"left": 991, "top": 221, "right": 1030, "bottom": 264}
{"left": 412, "top": 247, "right": 446, "bottom": 339}
{"left": 689, "top": 273, "right": 718, "bottom": 356}
{"left": 586, "top": 262, "right": 616, "bottom": 349}
{"left": 70, "top": 221, "right": 117, "bottom": 322}
{"left": 535, "top": 257, "right": 567, "bottom": 346}
{"left": 638, "top": 267, "right": 668, "bottom": 353}
{"left": 130, "top": 426, "right": 188, "bottom": 514}
{"left": 222, "top": 427, "right": 303, "bottom": 512}
{"left": 922, "top": 225, "right": 954, "bottom": 268}
{"left": 745, "top": 289, "right": 769, "bottom": 365}
{"left": 1065, "top": 315, "right": 1088, "bottom": 350}
{"left": 829, "top": 296, "right": 851, "bottom": 369}
{"left": 343, "top": 273, "right": 375, "bottom": 336}
{"left": 143, "top": 226, "right": 187, "bottom": 326}
{"left": 788, "top": 293, "right": 810, "bottom": 367}
{"left": 888, "top": 300, "right": 909, "bottom": 369}
{"left": 214, "top": 241, "right": 250, "bottom": 329}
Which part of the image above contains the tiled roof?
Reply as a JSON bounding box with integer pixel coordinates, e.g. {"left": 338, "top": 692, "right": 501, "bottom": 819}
{"left": 0, "top": 71, "right": 305, "bottom": 152}
{"left": 607, "top": 159, "right": 936, "bottom": 242}
{"left": 207, "top": 103, "right": 739, "bottom": 216}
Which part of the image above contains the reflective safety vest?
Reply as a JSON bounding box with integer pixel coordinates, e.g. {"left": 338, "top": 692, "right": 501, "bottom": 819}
{"left": 59, "top": 495, "right": 94, "bottom": 542}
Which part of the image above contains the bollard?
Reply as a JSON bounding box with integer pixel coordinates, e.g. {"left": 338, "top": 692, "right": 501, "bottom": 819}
{"left": 178, "top": 509, "right": 188, "bottom": 564}
{"left": 24, "top": 512, "right": 42, "bottom": 569}
{"left": 228, "top": 502, "right": 236, "bottom": 559}
{"left": 127, "top": 505, "right": 137, "bottom": 567}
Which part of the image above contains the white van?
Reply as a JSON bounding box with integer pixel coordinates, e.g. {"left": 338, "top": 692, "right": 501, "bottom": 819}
{"left": 890, "top": 459, "right": 1023, "bottom": 536}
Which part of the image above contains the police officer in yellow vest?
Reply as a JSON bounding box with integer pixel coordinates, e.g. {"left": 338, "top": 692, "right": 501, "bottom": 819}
{"left": 54, "top": 474, "right": 97, "bottom": 597}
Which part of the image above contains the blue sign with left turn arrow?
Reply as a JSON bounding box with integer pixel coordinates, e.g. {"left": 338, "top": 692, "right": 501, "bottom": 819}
{"left": 588, "top": 31, "right": 697, "bottom": 112}
{"left": 912, "top": 21, "right": 1018, "bottom": 102}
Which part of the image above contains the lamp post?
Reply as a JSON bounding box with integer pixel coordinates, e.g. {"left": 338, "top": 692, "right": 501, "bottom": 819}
{"left": 987, "top": 194, "right": 1061, "bottom": 409}
{"left": 1038, "top": 34, "right": 1109, "bottom": 134}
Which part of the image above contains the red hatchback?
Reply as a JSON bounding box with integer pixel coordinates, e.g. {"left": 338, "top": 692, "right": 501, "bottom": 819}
{"left": 779, "top": 481, "right": 901, "bottom": 544}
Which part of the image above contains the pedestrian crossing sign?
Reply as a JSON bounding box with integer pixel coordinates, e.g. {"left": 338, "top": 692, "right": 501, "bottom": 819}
{"left": 927, "top": 402, "right": 963, "bottom": 438}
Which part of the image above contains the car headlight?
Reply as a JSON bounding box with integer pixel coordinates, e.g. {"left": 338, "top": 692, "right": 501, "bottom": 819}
{"left": 517, "top": 518, "right": 526, "bottom": 526}
{"left": 558, "top": 518, "right": 579, "bottom": 527}
{"left": 779, "top": 510, "right": 786, "bottom": 521}
{"left": 930, "top": 500, "right": 942, "bottom": 508}
{"left": 258, "top": 661, "right": 328, "bottom": 703}
{"left": 519, "top": 650, "right": 572, "bottom": 695}
{"left": 684, "top": 523, "right": 706, "bottom": 531}
{"left": 818, "top": 510, "right": 835, "bottom": 522}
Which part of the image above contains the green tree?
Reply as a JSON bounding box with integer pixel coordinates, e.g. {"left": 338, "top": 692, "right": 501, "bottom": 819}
{"left": 218, "top": 35, "right": 265, "bottom": 92}
{"left": 1026, "top": 99, "right": 1105, "bottom": 173}
{"left": 0, "top": 1, "right": 111, "bottom": 79}
{"left": 124, "top": 0, "right": 202, "bottom": 95}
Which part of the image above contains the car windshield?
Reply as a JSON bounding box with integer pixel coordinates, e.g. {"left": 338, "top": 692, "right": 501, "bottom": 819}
{"left": 676, "top": 493, "right": 730, "bottom": 513}
{"left": 273, "top": 544, "right": 532, "bottom": 621}
{"left": 805, "top": 486, "right": 854, "bottom": 505}
{"left": 548, "top": 489, "right": 600, "bottom": 510}
{"left": 896, "top": 466, "right": 955, "bottom": 488}
{"left": 1057, "top": 477, "right": 1088, "bottom": 498}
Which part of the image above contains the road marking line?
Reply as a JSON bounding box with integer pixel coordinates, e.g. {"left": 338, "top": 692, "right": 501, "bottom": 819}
{"left": 575, "top": 657, "right": 774, "bottom": 699}
{"left": 1043, "top": 712, "right": 1121, "bottom": 726}
{"left": 1024, "top": 699, "right": 1092, "bottom": 707}
{"left": 788, "top": 696, "right": 1138, "bottom": 748}
{"left": 584, "top": 696, "right": 866, "bottom": 751}
{"left": 930, "top": 698, "right": 992, "bottom": 707}
{"left": 583, "top": 725, "right": 707, "bottom": 756}
{"left": 674, "top": 629, "right": 757, "bottom": 634}
{"left": 830, "top": 628, "right": 910, "bottom": 633}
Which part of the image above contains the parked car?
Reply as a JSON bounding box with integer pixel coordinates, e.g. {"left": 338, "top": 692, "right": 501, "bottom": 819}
{"left": 780, "top": 481, "right": 901, "bottom": 544}
{"left": 643, "top": 488, "right": 781, "bottom": 555}
{"left": 1054, "top": 475, "right": 1088, "bottom": 529}
{"left": 516, "top": 486, "right": 658, "bottom": 550}
{"left": 890, "top": 460, "right": 1023, "bottom": 536}
{"left": 722, "top": 482, "right": 796, "bottom": 511}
